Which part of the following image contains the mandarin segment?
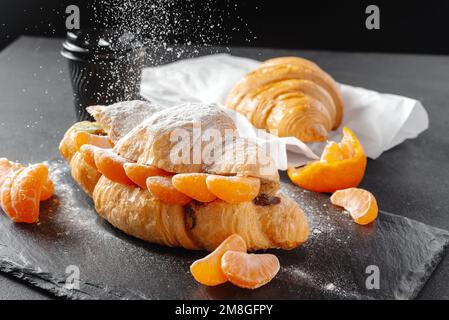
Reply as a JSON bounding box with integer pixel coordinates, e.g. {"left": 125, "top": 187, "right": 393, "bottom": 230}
{"left": 0, "top": 158, "right": 23, "bottom": 188}
{"left": 124, "top": 163, "right": 170, "bottom": 189}
{"left": 190, "top": 234, "right": 247, "bottom": 286}
{"left": 80, "top": 144, "right": 105, "bottom": 168}
{"left": 288, "top": 127, "right": 367, "bottom": 193}
{"left": 59, "top": 121, "right": 104, "bottom": 162}
{"left": 1, "top": 160, "right": 54, "bottom": 223}
{"left": 146, "top": 176, "right": 191, "bottom": 205}
{"left": 0, "top": 169, "right": 23, "bottom": 220}
{"left": 94, "top": 149, "right": 135, "bottom": 186}
{"left": 172, "top": 173, "right": 217, "bottom": 203}
{"left": 330, "top": 187, "right": 378, "bottom": 225}
{"left": 74, "top": 131, "right": 113, "bottom": 151}
{"left": 9, "top": 164, "right": 48, "bottom": 223}
{"left": 205, "top": 175, "right": 260, "bottom": 204}
{"left": 40, "top": 178, "right": 55, "bottom": 201}
{"left": 221, "top": 251, "right": 280, "bottom": 289}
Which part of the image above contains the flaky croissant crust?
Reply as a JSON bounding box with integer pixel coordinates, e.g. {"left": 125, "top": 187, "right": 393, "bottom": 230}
{"left": 59, "top": 101, "right": 309, "bottom": 251}
{"left": 226, "top": 56, "right": 344, "bottom": 142}
{"left": 93, "top": 175, "right": 308, "bottom": 251}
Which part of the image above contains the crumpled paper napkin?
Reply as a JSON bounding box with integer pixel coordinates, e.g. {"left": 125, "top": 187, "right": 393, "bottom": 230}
{"left": 140, "top": 53, "right": 428, "bottom": 170}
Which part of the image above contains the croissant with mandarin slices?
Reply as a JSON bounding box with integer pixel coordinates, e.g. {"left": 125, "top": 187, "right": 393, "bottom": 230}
{"left": 226, "top": 56, "right": 344, "bottom": 142}
{"left": 59, "top": 101, "right": 309, "bottom": 251}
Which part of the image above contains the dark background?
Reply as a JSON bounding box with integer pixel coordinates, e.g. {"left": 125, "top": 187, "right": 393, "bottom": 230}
{"left": 1, "top": 0, "right": 449, "bottom": 54}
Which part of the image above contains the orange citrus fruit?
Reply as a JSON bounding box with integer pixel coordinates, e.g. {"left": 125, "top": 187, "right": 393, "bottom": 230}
{"left": 288, "top": 127, "right": 367, "bottom": 193}
{"left": 205, "top": 175, "right": 260, "bottom": 203}
{"left": 0, "top": 158, "right": 23, "bottom": 188}
{"left": 0, "top": 169, "right": 23, "bottom": 221}
{"left": 74, "top": 131, "right": 113, "bottom": 151}
{"left": 190, "top": 234, "right": 247, "bottom": 286}
{"left": 172, "top": 173, "right": 217, "bottom": 203}
{"left": 40, "top": 178, "right": 54, "bottom": 201}
{"left": 124, "top": 163, "right": 170, "bottom": 189}
{"left": 221, "top": 251, "right": 280, "bottom": 289}
{"left": 59, "top": 121, "right": 104, "bottom": 162}
{"left": 79, "top": 144, "right": 103, "bottom": 168}
{"left": 94, "top": 149, "right": 135, "bottom": 186}
{"left": 0, "top": 158, "right": 54, "bottom": 202}
{"left": 330, "top": 187, "right": 378, "bottom": 225}
{"left": 146, "top": 176, "right": 191, "bottom": 205}
{"left": 1, "top": 163, "right": 49, "bottom": 223}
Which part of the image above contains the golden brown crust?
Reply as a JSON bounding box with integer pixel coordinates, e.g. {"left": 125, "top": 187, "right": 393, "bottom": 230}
{"left": 257, "top": 56, "right": 344, "bottom": 126}
{"left": 59, "top": 121, "right": 103, "bottom": 196}
{"left": 69, "top": 152, "right": 102, "bottom": 197}
{"left": 93, "top": 177, "right": 308, "bottom": 251}
{"left": 226, "top": 56, "right": 344, "bottom": 142}
{"left": 93, "top": 176, "right": 200, "bottom": 249}
{"left": 189, "top": 194, "right": 309, "bottom": 251}
{"left": 59, "top": 102, "right": 309, "bottom": 251}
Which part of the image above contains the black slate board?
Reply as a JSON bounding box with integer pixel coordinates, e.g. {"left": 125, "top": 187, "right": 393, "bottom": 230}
{"left": 0, "top": 159, "right": 448, "bottom": 300}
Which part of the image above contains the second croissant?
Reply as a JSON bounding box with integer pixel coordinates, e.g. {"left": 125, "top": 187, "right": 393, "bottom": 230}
{"left": 226, "top": 56, "right": 344, "bottom": 142}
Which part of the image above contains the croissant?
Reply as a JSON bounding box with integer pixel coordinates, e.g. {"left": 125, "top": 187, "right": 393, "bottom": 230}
{"left": 226, "top": 56, "right": 344, "bottom": 142}
{"left": 59, "top": 101, "right": 309, "bottom": 251}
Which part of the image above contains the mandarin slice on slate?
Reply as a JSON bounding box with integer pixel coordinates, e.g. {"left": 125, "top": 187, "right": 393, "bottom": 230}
{"left": 124, "top": 163, "right": 170, "bottom": 189}
{"left": 172, "top": 173, "right": 217, "bottom": 203}
{"left": 1, "top": 159, "right": 54, "bottom": 223}
{"left": 330, "top": 187, "right": 378, "bottom": 225}
{"left": 205, "top": 175, "right": 260, "bottom": 203}
{"left": 1, "top": 158, "right": 54, "bottom": 202}
{"left": 40, "top": 178, "right": 54, "bottom": 201}
{"left": 10, "top": 164, "right": 49, "bottom": 223}
{"left": 190, "top": 234, "right": 247, "bottom": 286}
{"left": 74, "top": 131, "right": 113, "bottom": 151}
{"left": 94, "top": 149, "right": 135, "bottom": 186}
{"left": 288, "top": 127, "right": 367, "bottom": 193}
{"left": 0, "top": 158, "right": 23, "bottom": 188}
{"left": 221, "top": 251, "right": 280, "bottom": 289}
{"left": 0, "top": 168, "right": 24, "bottom": 221}
{"left": 146, "top": 176, "right": 191, "bottom": 205}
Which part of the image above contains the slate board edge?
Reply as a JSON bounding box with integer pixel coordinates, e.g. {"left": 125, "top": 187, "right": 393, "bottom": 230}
{"left": 0, "top": 258, "right": 149, "bottom": 300}
{"left": 381, "top": 211, "right": 449, "bottom": 300}
{"left": 1, "top": 210, "right": 449, "bottom": 300}
{"left": 410, "top": 243, "right": 449, "bottom": 300}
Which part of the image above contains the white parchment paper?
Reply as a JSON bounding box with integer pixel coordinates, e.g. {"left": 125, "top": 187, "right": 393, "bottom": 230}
{"left": 140, "top": 54, "right": 429, "bottom": 170}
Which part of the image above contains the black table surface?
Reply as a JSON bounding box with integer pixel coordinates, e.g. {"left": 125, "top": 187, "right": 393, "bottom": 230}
{"left": 0, "top": 36, "right": 448, "bottom": 300}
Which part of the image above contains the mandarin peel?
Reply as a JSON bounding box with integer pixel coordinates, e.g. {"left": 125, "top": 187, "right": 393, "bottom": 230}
{"left": 288, "top": 127, "right": 367, "bottom": 193}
